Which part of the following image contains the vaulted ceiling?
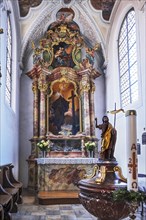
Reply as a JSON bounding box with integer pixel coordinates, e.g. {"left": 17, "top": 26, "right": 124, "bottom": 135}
{"left": 18, "top": 0, "right": 42, "bottom": 17}
{"left": 90, "top": 0, "right": 116, "bottom": 20}
{"left": 18, "top": 0, "right": 116, "bottom": 20}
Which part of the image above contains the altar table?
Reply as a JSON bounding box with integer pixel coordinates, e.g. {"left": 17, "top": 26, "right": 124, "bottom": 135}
{"left": 36, "top": 158, "right": 97, "bottom": 191}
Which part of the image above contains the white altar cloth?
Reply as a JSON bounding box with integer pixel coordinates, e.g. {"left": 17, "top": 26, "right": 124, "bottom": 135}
{"left": 36, "top": 157, "right": 98, "bottom": 164}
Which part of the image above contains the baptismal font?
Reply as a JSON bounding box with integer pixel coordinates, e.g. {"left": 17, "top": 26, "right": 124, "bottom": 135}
{"left": 78, "top": 110, "right": 138, "bottom": 220}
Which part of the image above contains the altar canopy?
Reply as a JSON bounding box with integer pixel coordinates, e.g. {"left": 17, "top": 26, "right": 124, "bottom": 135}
{"left": 27, "top": 8, "right": 104, "bottom": 190}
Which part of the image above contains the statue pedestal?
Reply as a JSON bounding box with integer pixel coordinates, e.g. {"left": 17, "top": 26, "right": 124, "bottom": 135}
{"left": 78, "top": 160, "right": 131, "bottom": 220}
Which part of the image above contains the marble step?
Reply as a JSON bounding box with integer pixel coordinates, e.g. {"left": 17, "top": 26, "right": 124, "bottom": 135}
{"left": 37, "top": 190, "right": 80, "bottom": 205}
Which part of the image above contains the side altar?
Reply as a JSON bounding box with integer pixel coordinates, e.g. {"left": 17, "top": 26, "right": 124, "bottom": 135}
{"left": 37, "top": 158, "right": 97, "bottom": 192}
{"left": 26, "top": 10, "right": 104, "bottom": 192}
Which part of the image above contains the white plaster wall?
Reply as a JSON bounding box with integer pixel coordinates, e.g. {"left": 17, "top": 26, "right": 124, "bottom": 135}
{"left": 106, "top": 0, "right": 146, "bottom": 178}
{"left": 0, "top": 0, "right": 21, "bottom": 178}
{"left": 19, "top": 74, "right": 33, "bottom": 187}
{"left": 0, "top": 2, "right": 2, "bottom": 165}
{"left": 94, "top": 74, "right": 106, "bottom": 144}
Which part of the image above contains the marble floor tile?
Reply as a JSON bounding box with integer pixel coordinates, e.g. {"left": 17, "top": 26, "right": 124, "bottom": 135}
{"left": 11, "top": 190, "right": 146, "bottom": 220}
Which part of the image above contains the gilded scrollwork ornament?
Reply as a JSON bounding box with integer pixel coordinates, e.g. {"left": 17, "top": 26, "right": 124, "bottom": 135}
{"left": 80, "top": 80, "right": 90, "bottom": 93}
{"left": 38, "top": 82, "right": 48, "bottom": 92}
{"left": 82, "top": 83, "right": 90, "bottom": 92}
{"left": 95, "top": 166, "right": 107, "bottom": 183}
{"left": 114, "top": 166, "right": 127, "bottom": 183}
{"left": 60, "top": 68, "right": 68, "bottom": 76}
{"left": 85, "top": 165, "right": 99, "bottom": 179}
{"left": 38, "top": 73, "right": 48, "bottom": 92}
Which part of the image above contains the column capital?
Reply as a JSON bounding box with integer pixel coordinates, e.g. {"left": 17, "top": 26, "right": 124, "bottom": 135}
{"left": 38, "top": 82, "right": 48, "bottom": 92}
{"left": 80, "top": 83, "right": 90, "bottom": 93}
{"left": 38, "top": 72, "right": 48, "bottom": 92}
{"left": 80, "top": 74, "right": 90, "bottom": 93}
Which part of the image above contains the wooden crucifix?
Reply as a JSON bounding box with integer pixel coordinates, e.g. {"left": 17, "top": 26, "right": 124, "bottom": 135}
{"left": 68, "top": 90, "right": 76, "bottom": 135}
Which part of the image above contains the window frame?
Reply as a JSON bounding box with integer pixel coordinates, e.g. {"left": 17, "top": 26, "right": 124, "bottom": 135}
{"left": 118, "top": 8, "right": 139, "bottom": 108}
{"left": 5, "top": 10, "right": 12, "bottom": 107}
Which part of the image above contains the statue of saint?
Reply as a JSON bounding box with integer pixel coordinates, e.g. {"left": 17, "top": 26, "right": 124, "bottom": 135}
{"left": 95, "top": 116, "right": 117, "bottom": 161}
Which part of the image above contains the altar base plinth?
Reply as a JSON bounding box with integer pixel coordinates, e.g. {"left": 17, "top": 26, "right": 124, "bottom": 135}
{"left": 78, "top": 160, "right": 131, "bottom": 220}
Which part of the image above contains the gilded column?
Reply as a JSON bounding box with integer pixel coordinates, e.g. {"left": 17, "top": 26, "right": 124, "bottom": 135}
{"left": 90, "top": 81, "right": 96, "bottom": 137}
{"left": 38, "top": 73, "right": 48, "bottom": 138}
{"left": 80, "top": 73, "right": 90, "bottom": 136}
{"left": 32, "top": 78, "right": 39, "bottom": 138}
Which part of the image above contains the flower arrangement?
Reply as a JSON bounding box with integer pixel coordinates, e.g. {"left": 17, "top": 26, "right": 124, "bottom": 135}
{"left": 37, "top": 140, "right": 51, "bottom": 152}
{"left": 85, "top": 141, "right": 96, "bottom": 151}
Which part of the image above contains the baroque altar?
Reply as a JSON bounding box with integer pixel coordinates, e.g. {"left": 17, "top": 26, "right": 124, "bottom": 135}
{"left": 26, "top": 9, "right": 104, "bottom": 191}
{"left": 37, "top": 158, "right": 97, "bottom": 192}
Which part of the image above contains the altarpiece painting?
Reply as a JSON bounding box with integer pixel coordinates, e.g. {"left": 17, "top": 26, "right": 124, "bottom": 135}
{"left": 48, "top": 79, "right": 80, "bottom": 136}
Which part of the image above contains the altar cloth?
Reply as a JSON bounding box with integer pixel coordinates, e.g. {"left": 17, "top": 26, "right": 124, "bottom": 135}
{"left": 36, "top": 157, "right": 98, "bottom": 165}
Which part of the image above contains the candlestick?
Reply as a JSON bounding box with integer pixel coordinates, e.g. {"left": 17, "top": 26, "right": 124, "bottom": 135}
{"left": 125, "top": 110, "right": 138, "bottom": 191}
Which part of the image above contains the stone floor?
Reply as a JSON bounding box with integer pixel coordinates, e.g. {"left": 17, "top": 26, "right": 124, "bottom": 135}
{"left": 11, "top": 189, "right": 146, "bottom": 220}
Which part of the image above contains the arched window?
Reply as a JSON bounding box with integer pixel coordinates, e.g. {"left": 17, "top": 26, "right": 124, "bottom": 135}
{"left": 5, "top": 11, "right": 12, "bottom": 106}
{"left": 118, "top": 9, "right": 138, "bottom": 108}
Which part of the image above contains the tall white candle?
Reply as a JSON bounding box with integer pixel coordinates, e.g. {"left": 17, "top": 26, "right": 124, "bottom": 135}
{"left": 125, "top": 110, "right": 138, "bottom": 191}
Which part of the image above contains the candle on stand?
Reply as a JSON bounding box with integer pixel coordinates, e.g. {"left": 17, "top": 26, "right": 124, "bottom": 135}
{"left": 125, "top": 110, "right": 138, "bottom": 191}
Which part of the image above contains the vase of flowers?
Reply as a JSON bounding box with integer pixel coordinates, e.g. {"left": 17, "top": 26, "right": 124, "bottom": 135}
{"left": 85, "top": 141, "right": 96, "bottom": 157}
{"left": 37, "top": 140, "right": 50, "bottom": 158}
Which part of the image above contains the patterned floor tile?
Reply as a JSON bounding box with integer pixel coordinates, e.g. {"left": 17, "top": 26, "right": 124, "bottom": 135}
{"left": 11, "top": 194, "right": 146, "bottom": 220}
